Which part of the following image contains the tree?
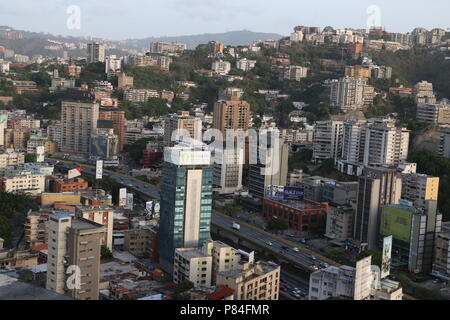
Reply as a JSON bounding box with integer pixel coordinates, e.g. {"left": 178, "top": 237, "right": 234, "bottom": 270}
{"left": 101, "top": 245, "right": 113, "bottom": 259}
{"left": 266, "top": 218, "right": 289, "bottom": 233}
{"left": 25, "top": 153, "right": 37, "bottom": 163}
{"left": 175, "top": 280, "right": 194, "bottom": 293}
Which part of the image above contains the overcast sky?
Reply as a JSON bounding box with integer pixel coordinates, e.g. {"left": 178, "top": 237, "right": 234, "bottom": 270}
{"left": 0, "top": 0, "right": 449, "bottom": 40}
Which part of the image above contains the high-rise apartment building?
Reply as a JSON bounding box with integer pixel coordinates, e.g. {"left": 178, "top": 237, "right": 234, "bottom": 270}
{"left": 87, "top": 42, "right": 105, "bottom": 64}
{"left": 336, "top": 118, "right": 409, "bottom": 175}
{"left": 61, "top": 101, "right": 99, "bottom": 154}
{"left": 439, "top": 126, "right": 450, "bottom": 159}
{"left": 380, "top": 200, "right": 441, "bottom": 273}
{"left": 212, "top": 93, "right": 250, "bottom": 194}
{"left": 413, "top": 81, "right": 436, "bottom": 106}
{"left": 46, "top": 214, "right": 105, "bottom": 300}
{"left": 158, "top": 141, "right": 213, "bottom": 272}
{"left": 354, "top": 166, "right": 402, "bottom": 249}
{"left": 312, "top": 121, "right": 344, "bottom": 162}
{"left": 400, "top": 171, "right": 439, "bottom": 209}
{"left": 98, "top": 109, "right": 126, "bottom": 152}
{"left": 330, "top": 77, "right": 367, "bottom": 113}
{"left": 75, "top": 206, "right": 114, "bottom": 251}
{"left": 163, "top": 111, "right": 203, "bottom": 147}
{"left": 417, "top": 100, "right": 450, "bottom": 125}
{"left": 363, "top": 119, "right": 410, "bottom": 167}
{"left": 248, "top": 131, "right": 289, "bottom": 198}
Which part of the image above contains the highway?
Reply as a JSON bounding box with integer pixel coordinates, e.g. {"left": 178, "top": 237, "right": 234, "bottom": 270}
{"left": 48, "top": 158, "right": 418, "bottom": 300}
{"left": 49, "top": 158, "right": 337, "bottom": 272}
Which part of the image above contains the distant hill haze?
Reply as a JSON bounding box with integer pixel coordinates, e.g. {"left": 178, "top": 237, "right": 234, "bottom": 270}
{"left": 0, "top": 26, "right": 284, "bottom": 54}
{"left": 122, "top": 30, "right": 285, "bottom": 49}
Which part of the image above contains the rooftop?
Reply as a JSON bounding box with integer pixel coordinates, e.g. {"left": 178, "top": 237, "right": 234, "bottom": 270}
{"left": 0, "top": 274, "right": 73, "bottom": 300}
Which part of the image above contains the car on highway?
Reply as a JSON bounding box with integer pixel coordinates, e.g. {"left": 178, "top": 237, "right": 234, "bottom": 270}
{"left": 311, "top": 265, "right": 319, "bottom": 270}
{"left": 311, "top": 255, "right": 317, "bottom": 260}
{"left": 293, "top": 247, "right": 300, "bottom": 252}
{"left": 266, "top": 241, "right": 273, "bottom": 246}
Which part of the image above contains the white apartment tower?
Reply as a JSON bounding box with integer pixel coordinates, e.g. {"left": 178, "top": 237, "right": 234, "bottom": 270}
{"left": 330, "top": 77, "right": 367, "bottom": 113}
{"left": 313, "top": 121, "right": 344, "bottom": 162}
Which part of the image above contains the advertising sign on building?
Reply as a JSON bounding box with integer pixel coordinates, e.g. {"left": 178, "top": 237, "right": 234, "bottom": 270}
{"left": 95, "top": 160, "right": 103, "bottom": 180}
{"left": 35, "top": 145, "right": 45, "bottom": 163}
{"left": 124, "top": 193, "right": 134, "bottom": 210}
{"left": 68, "top": 168, "right": 82, "bottom": 179}
{"left": 267, "top": 185, "right": 304, "bottom": 201}
{"left": 118, "top": 188, "right": 127, "bottom": 207}
{"left": 381, "top": 235, "right": 393, "bottom": 279}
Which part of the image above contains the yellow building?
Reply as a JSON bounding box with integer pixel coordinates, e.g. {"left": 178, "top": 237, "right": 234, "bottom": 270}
{"left": 40, "top": 193, "right": 81, "bottom": 206}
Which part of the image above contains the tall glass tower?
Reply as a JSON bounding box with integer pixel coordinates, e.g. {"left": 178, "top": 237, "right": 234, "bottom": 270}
{"left": 158, "top": 140, "right": 213, "bottom": 272}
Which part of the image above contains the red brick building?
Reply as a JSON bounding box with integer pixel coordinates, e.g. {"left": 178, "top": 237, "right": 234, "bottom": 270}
{"left": 50, "top": 177, "right": 89, "bottom": 193}
{"left": 262, "top": 198, "right": 328, "bottom": 232}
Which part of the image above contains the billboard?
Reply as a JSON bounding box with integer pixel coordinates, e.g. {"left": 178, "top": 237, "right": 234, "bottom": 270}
{"left": 68, "top": 168, "right": 82, "bottom": 179}
{"left": 381, "top": 235, "right": 393, "bottom": 279}
{"left": 145, "top": 201, "right": 160, "bottom": 219}
{"left": 118, "top": 188, "right": 127, "bottom": 207}
{"left": 95, "top": 160, "right": 103, "bottom": 179}
{"left": 267, "top": 185, "right": 304, "bottom": 201}
{"left": 35, "top": 145, "right": 45, "bottom": 163}
{"left": 100, "top": 98, "right": 119, "bottom": 107}
{"left": 380, "top": 206, "right": 412, "bottom": 243}
{"left": 124, "top": 193, "right": 134, "bottom": 210}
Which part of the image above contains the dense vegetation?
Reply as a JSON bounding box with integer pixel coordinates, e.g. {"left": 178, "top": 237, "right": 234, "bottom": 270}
{"left": 0, "top": 193, "right": 39, "bottom": 248}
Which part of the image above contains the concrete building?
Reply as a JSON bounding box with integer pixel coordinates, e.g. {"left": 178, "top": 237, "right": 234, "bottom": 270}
{"left": 248, "top": 132, "right": 289, "bottom": 198}
{"left": 216, "top": 260, "right": 280, "bottom": 300}
{"left": 281, "top": 65, "right": 308, "bottom": 82}
{"left": 309, "top": 256, "right": 402, "bottom": 300}
{"left": 236, "top": 58, "right": 256, "bottom": 71}
{"left": 400, "top": 171, "right": 439, "bottom": 209}
{"left": 417, "top": 100, "right": 450, "bottom": 125}
{"left": 164, "top": 111, "right": 203, "bottom": 147}
{"left": 413, "top": 81, "right": 436, "bottom": 106}
{"left": 337, "top": 118, "right": 409, "bottom": 175}
{"left": 344, "top": 65, "right": 370, "bottom": 79}
{"left": 380, "top": 200, "right": 441, "bottom": 273}
{"left": 173, "top": 247, "right": 213, "bottom": 288}
{"left": 150, "top": 41, "right": 186, "bottom": 54}
{"left": 61, "top": 101, "right": 99, "bottom": 154}
{"left": 312, "top": 121, "right": 344, "bottom": 162}
{"left": 325, "top": 203, "right": 355, "bottom": 241}
{"left": 330, "top": 77, "right": 366, "bottom": 113}
{"left": 123, "top": 89, "right": 159, "bottom": 103}
{"left": 158, "top": 140, "right": 213, "bottom": 272}
{"left": 0, "top": 169, "right": 45, "bottom": 194}
{"left": 75, "top": 206, "right": 114, "bottom": 251}
{"left": 117, "top": 72, "right": 134, "bottom": 90}
{"left": 290, "top": 31, "right": 304, "bottom": 42}
{"left": 211, "top": 60, "right": 231, "bottom": 75}
{"left": 99, "top": 109, "right": 126, "bottom": 152}
{"left": 123, "top": 226, "right": 158, "bottom": 261}
{"left": 0, "top": 149, "right": 25, "bottom": 168}
{"left": 87, "top": 42, "right": 105, "bottom": 64}
{"left": 439, "top": 126, "right": 450, "bottom": 159}
{"left": 432, "top": 231, "right": 450, "bottom": 281}
{"left": 46, "top": 214, "right": 105, "bottom": 300}
{"left": 213, "top": 96, "right": 250, "bottom": 194}
{"left": 363, "top": 119, "right": 410, "bottom": 167}
{"left": 353, "top": 166, "right": 402, "bottom": 249}
{"left": 105, "top": 55, "right": 121, "bottom": 75}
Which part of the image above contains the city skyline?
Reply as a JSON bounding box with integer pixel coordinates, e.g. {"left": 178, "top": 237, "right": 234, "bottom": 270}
{"left": 0, "top": 0, "right": 449, "bottom": 40}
